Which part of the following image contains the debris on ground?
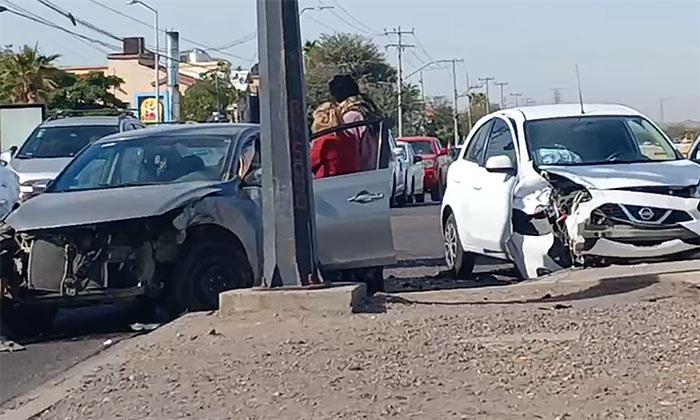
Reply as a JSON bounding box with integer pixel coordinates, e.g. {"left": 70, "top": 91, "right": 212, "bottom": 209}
{"left": 0, "top": 338, "right": 25, "bottom": 353}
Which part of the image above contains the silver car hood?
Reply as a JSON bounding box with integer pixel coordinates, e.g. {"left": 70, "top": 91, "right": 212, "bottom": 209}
{"left": 541, "top": 160, "right": 700, "bottom": 190}
{"left": 9, "top": 157, "right": 73, "bottom": 184}
{"left": 5, "top": 181, "right": 223, "bottom": 232}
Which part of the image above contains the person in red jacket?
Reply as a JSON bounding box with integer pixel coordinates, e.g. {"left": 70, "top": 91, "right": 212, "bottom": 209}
{"left": 310, "top": 102, "right": 360, "bottom": 178}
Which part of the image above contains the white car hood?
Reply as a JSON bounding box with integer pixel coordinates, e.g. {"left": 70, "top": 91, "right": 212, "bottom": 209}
{"left": 540, "top": 160, "right": 700, "bottom": 190}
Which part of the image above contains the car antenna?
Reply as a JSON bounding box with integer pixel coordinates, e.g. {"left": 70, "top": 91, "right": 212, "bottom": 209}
{"left": 576, "top": 64, "right": 585, "bottom": 114}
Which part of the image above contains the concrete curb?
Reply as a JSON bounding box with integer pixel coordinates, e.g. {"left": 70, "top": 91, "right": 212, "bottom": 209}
{"left": 219, "top": 283, "right": 367, "bottom": 316}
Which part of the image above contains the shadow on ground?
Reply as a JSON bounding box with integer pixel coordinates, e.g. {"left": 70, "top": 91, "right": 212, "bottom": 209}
{"left": 378, "top": 274, "right": 660, "bottom": 310}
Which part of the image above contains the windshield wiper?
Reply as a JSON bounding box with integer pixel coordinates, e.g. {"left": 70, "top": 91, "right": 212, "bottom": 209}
{"left": 14, "top": 153, "right": 34, "bottom": 159}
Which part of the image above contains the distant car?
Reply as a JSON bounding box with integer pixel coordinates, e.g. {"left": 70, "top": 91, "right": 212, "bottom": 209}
{"left": 398, "top": 136, "right": 451, "bottom": 202}
{"left": 388, "top": 133, "right": 408, "bottom": 207}
{"left": 0, "top": 114, "right": 145, "bottom": 201}
{"left": 442, "top": 104, "right": 700, "bottom": 280}
{"left": 0, "top": 121, "right": 396, "bottom": 334}
{"left": 397, "top": 141, "right": 425, "bottom": 203}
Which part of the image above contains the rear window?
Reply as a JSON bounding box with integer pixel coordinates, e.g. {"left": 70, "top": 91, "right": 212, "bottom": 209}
{"left": 17, "top": 125, "right": 118, "bottom": 159}
{"left": 409, "top": 141, "right": 434, "bottom": 155}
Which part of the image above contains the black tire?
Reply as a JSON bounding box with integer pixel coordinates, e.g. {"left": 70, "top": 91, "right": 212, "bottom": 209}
{"left": 431, "top": 174, "right": 443, "bottom": 202}
{"left": 390, "top": 177, "right": 397, "bottom": 208}
{"left": 443, "top": 214, "right": 476, "bottom": 279}
{"left": 415, "top": 192, "right": 425, "bottom": 203}
{"left": 168, "top": 238, "right": 253, "bottom": 313}
{"left": 406, "top": 179, "right": 415, "bottom": 204}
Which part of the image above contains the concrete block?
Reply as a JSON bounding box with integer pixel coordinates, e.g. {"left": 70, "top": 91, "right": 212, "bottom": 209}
{"left": 219, "top": 283, "right": 367, "bottom": 317}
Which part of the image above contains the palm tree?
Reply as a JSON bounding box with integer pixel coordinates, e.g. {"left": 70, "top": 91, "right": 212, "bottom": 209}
{"left": 0, "top": 44, "right": 61, "bottom": 103}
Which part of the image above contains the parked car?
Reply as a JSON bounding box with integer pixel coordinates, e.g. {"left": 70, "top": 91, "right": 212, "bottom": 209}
{"left": 399, "top": 136, "right": 451, "bottom": 202}
{"left": 0, "top": 121, "right": 396, "bottom": 334}
{"left": 397, "top": 141, "right": 425, "bottom": 203}
{"left": 388, "top": 132, "right": 408, "bottom": 207}
{"left": 442, "top": 104, "right": 700, "bottom": 280}
{"left": 0, "top": 114, "right": 145, "bottom": 201}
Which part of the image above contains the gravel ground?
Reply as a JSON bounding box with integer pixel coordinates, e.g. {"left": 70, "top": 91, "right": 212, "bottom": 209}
{"left": 36, "top": 276, "right": 700, "bottom": 420}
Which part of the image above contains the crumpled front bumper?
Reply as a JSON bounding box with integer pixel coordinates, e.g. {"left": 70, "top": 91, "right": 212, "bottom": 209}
{"left": 567, "top": 190, "right": 700, "bottom": 259}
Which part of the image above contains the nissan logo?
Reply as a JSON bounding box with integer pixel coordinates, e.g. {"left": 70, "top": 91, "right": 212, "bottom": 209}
{"left": 638, "top": 207, "right": 655, "bottom": 221}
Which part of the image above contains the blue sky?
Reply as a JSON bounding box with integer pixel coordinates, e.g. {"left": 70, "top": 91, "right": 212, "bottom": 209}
{"left": 1, "top": 0, "right": 699, "bottom": 122}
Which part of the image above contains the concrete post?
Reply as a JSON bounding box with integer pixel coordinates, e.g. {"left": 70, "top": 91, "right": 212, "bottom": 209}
{"left": 166, "top": 31, "right": 180, "bottom": 122}
{"left": 257, "top": 0, "right": 318, "bottom": 287}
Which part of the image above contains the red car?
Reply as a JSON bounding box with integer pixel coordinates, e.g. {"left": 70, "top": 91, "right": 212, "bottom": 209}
{"left": 398, "top": 136, "right": 452, "bottom": 202}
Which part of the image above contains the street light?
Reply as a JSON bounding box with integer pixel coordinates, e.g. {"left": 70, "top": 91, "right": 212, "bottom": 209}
{"left": 299, "top": 5, "right": 334, "bottom": 15}
{"left": 127, "top": 0, "right": 160, "bottom": 123}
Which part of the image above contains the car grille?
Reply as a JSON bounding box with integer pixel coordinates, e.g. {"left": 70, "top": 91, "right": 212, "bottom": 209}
{"left": 596, "top": 203, "right": 693, "bottom": 226}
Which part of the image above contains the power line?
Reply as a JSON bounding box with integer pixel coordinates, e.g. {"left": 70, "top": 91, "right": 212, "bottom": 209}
{"left": 36, "top": 0, "right": 124, "bottom": 43}
{"left": 411, "top": 33, "right": 434, "bottom": 63}
{"left": 304, "top": 14, "right": 338, "bottom": 33}
{"left": 331, "top": 0, "right": 380, "bottom": 34}
{"left": 85, "top": 0, "right": 252, "bottom": 62}
{"left": 2, "top": 1, "right": 119, "bottom": 52}
{"left": 319, "top": 0, "right": 374, "bottom": 35}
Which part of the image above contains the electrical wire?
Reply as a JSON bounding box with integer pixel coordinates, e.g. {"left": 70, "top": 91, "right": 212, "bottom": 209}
{"left": 304, "top": 14, "right": 338, "bottom": 34}
{"left": 411, "top": 33, "right": 434, "bottom": 63}
{"left": 1, "top": 1, "right": 119, "bottom": 52}
{"left": 35, "top": 0, "right": 124, "bottom": 43}
{"left": 331, "top": 0, "right": 380, "bottom": 34}
{"left": 85, "top": 0, "right": 253, "bottom": 62}
{"left": 319, "top": 0, "right": 376, "bottom": 36}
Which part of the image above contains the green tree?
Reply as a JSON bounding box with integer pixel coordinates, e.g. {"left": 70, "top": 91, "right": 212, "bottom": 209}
{"left": 0, "top": 44, "right": 61, "bottom": 103}
{"left": 303, "top": 33, "right": 422, "bottom": 134}
{"left": 181, "top": 62, "right": 239, "bottom": 122}
{"left": 50, "top": 72, "right": 126, "bottom": 110}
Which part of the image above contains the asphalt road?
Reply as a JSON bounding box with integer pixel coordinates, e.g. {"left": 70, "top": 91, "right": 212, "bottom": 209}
{"left": 0, "top": 202, "right": 513, "bottom": 405}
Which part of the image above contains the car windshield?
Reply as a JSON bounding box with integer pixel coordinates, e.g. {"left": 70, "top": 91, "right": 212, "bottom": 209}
{"left": 16, "top": 125, "right": 118, "bottom": 159}
{"left": 525, "top": 116, "right": 679, "bottom": 166}
{"left": 50, "top": 134, "right": 233, "bottom": 192}
{"left": 409, "top": 141, "right": 434, "bottom": 155}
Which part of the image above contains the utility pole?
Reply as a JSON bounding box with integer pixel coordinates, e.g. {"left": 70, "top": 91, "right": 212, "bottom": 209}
{"left": 436, "top": 59, "right": 464, "bottom": 146}
{"left": 494, "top": 81, "right": 508, "bottom": 109}
{"left": 478, "top": 77, "right": 495, "bottom": 113}
{"left": 552, "top": 88, "right": 563, "bottom": 104}
{"left": 418, "top": 70, "right": 426, "bottom": 134}
{"left": 510, "top": 92, "right": 523, "bottom": 107}
{"left": 385, "top": 27, "right": 414, "bottom": 138}
{"left": 257, "top": 0, "right": 318, "bottom": 287}
{"left": 659, "top": 98, "right": 665, "bottom": 124}
{"left": 166, "top": 31, "right": 180, "bottom": 122}
{"left": 463, "top": 71, "right": 482, "bottom": 134}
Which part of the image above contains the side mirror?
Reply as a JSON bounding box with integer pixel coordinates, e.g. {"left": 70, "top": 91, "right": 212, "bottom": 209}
{"left": 438, "top": 149, "right": 449, "bottom": 157}
{"left": 413, "top": 155, "right": 422, "bottom": 164}
{"left": 485, "top": 155, "right": 516, "bottom": 173}
{"left": 0, "top": 151, "right": 13, "bottom": 164}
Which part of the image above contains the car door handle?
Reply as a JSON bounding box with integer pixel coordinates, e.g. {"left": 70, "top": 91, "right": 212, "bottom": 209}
{"left": 347, "top": 191, "right": 384, "bottom": 204}
{"left": 472, "top": 185, "right": 482, "bottom": 191}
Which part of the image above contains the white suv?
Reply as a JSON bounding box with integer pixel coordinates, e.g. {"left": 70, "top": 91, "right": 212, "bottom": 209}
{"left": 442, "top": 104, "right": 700, "bottom": 279}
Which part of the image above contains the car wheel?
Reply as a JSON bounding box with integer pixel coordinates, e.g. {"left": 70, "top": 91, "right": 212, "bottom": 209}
{"left": 169, "top": 239, "right": 253, "bottom": 313}
{"left": 406, "top": 179, "right": 415, "bottom": 204}
{"left": 444, "top": 214, "right": 476, "bottom": 279}
{"left": 431, "top": 174, "right": 443, "bottom": 202}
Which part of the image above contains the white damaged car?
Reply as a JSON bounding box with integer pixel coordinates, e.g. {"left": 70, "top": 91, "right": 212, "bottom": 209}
{"left": 442, "top": 104, "right": 700, "bottom": 279}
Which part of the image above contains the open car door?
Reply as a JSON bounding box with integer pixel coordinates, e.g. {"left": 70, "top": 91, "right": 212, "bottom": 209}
{"left": 311, "top": 119, "right": 396, "bottom": 270}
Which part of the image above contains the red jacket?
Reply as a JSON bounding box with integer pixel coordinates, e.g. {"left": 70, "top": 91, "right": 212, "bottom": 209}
{"left": 310, "top": 132, "right": 360, "bottom": 178}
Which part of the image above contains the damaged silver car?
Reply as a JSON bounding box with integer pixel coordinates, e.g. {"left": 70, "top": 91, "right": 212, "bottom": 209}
{"left": 442, "top": 104, "right": 700, "bottom": 279}
{"left": 0, "top": 122, "right": 395, "bottom": 332}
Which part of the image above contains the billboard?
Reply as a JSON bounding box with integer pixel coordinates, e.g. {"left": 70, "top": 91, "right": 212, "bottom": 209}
{"left": 135, "top": 92, "right": 170, "bottom": 124}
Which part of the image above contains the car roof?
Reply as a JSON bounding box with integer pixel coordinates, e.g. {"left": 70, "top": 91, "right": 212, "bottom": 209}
{"left": 39, "top": 116, "right": 130, "bottom": 127}
{"left": 495, "top": 103, "right": 643, "bottom": 121}
{"left": 95, "top": 123, "right": 259, "bottom": 144}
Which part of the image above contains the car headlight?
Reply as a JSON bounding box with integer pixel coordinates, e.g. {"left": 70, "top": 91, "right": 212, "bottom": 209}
{"left": 422, "top": 159, "right": 435, "bottom": 169}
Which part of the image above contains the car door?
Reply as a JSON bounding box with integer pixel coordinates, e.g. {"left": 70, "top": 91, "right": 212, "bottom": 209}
{"left": 446, "top": 119, "right": 493, "bottom": 252}
{"left": 468, "top": 117, "right": 519, "bottom": 254}
{"left": 690, "top": 137, "right": 700, "bottom": 162}
{"left": 312, "top": 119, "right": 396, "bottom": 270}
